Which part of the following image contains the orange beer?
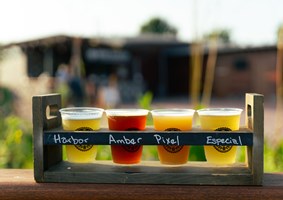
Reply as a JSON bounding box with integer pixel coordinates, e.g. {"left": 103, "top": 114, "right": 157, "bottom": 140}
{"left": 105, "top": 109, "right": 148, "bottom": 164}
{"left": 60, "top": 107, "right": 104, "bottom": 163}
{"left": 151, "top": 109, "right": 195, "bottom": 165}
{"left": 197, "top": 108, "right": 242, "bottom": 165}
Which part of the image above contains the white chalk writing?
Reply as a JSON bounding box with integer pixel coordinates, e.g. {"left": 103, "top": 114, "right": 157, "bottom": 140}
{"left": 153, "top": 134, "right": 180, "bottom": 145}
{"left": 109, "top": 134, "right": 142, "bottom": 145}
{"left": 53, "top": 134, "right": 89, "bottom": 144}
{"left": 206, "top": 136, "right": 242, "bottom": 146}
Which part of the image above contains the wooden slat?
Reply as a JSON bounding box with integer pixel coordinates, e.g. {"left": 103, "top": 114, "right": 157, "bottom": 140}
{"left": 245, "top": 93, "right": 264, "bottom": 185}
{"left": 0, "top": 170, "right": 283, "bottom": 200}
{"left": 32, "top": 94, "right": 62, "bottom": 182}
{"left": 42, "top": 161, "right": 252, "bottom": 185}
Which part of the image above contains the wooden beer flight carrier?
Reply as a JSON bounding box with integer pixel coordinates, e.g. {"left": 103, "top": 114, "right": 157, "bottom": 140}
{"left": 32, "top": 93, "right": 263, "bottom": 185}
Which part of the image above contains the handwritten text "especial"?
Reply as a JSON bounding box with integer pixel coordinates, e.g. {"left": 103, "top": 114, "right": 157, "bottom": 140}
{"left": 206, "top": 136, "right": 243, "bottom": 146}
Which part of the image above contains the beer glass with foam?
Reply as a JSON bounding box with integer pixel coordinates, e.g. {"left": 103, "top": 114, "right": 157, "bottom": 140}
{"left": 197, "top": 108, "right": 243, "bottom": 165}
{"left": 105, "top": 109, "right": 149, "bottom": 164}
{"left": 60, "top": 107, "right": 104, "bottom": 163}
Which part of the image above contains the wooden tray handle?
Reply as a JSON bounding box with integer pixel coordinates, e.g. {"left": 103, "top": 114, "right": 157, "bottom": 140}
{"left": 33, "top": 93, "right": 62, "bottom": 182}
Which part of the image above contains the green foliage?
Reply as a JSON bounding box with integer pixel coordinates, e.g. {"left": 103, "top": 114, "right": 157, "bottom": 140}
{"left": 96, "top": 145, "right": 112, "bottom": 160}
{"left": 142, "top": 146, "right": 158, "bottom": 161}
{"left": 138, "top": 91, "right": 153, "bottom": 110}
{"left": 203, "top": 28, "right": 231, "bottom": 43}
{"left": 0, "top": 87, "right": 33, "bottom": 168}
{"left": 236, "top": 146, "right": 246, "bottom": 163}
{"left": 265, "top": 141, "right": 283, "bottom": 172}
{"left": 188, "top": 146, "right": 206, "bottom": 161}
{"left": 194, "top": 104, "right": 206, "bottom": 111}
{"left": 140, "top": 17, "right": 177, "bottom": 35}
{"left": 138, "top": 91, "right": 153, "bottom": 125}
{"left": 0, "top": 115, "right": 33, "bottom": 168}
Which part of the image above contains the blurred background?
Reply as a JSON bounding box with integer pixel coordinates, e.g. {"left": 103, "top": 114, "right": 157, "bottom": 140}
{"left": 1, "top": 0, "right": 283, "bottom": 171}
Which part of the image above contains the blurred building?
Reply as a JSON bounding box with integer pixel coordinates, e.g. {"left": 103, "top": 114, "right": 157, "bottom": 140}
{"left": 214, "top": 46, "right": 276, "bottom": 97}
{"left": 3, "top": 35, "right": 277, "bottom": 101}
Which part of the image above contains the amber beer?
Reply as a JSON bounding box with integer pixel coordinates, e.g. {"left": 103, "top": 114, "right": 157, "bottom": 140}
{"left": 151, "top": 109, "right": 195, "bottom": 165}
{"left": 59, "top": 107, "right": 104, "bottom": 163}
{"left": 105, "top": 109, "right": 149, "bottom": 164}
{"left": 197, "top": 108, "right": 243, "bottom": 165}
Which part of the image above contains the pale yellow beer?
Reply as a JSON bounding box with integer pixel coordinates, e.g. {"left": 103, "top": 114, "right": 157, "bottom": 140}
{"left": 151, "top": 109, "right": 195, "bottom": 165}
{"left": 60, "top": 107, "right": 104, "bottom": 163}
{"left": 197, "top": 108, "right": 242, "bottom": 165}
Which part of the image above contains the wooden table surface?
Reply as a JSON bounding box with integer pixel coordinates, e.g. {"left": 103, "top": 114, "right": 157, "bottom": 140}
{"left": 1, "top": 169, "right": 283, "bottom": 200}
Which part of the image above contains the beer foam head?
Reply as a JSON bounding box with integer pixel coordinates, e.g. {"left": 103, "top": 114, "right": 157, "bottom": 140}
{"left": 197, "top": 108, "right": 242, "bottom": 116}
{"left": 151, "top": 109, "right": 195, "bottom": 116}
{"left": 105, "top": 109, "right": 149, "bottom": 117}
{"left": 60, "top": 107, "right": 104, "bottom": 120}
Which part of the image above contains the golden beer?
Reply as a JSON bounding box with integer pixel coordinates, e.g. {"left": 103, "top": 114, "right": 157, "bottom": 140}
{"left": 151, "top": 109, "right": 195, "bottom": 165}
{"left": 60, "top": 107, "right": 104, "bottom": 163}
{"left": 197, "top": 108, "right": 242, "bottom": 165}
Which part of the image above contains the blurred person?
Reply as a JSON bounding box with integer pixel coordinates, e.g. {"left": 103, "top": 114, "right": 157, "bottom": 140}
{"left": 68, "top": 74, "right": 85, "bottom": 107}
{"left": 55, "top": 63, "right": 85, "bottom": 107}
{"left": 97, "top": 73, "right": 121, "bottom": 109}
{"left": 54, "top": 64, "right": 71, "bottom": 107}
{"left": 85, "top": 74, "right": 98, "bottom": 106}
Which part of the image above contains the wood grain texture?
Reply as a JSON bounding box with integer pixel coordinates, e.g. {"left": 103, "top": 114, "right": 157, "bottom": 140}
{"left": 0, "top": 170, "right": 283, "bottom": 200}
{"left": 41, "top": 161, "right": 253, "bottom": 185}
{"left": 33, "top": 94, "right": 62, "bottom": 182}
{"left": 245, "top": 93, "right": 264, "bottom": 185}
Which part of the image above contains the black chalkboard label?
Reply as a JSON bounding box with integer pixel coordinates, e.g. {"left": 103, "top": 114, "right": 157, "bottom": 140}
{"left": 44, "top": 129, "right": 253, "bottom": 146}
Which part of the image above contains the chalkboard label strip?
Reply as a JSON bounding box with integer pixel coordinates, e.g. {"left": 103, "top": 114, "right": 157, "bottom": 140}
{"left": 43, "top": 130, "right": 253, "bottom": 146}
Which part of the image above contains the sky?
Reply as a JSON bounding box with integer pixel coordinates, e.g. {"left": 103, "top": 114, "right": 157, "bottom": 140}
{"left": 1, "top": 0, "right": 283, "bottom": 46}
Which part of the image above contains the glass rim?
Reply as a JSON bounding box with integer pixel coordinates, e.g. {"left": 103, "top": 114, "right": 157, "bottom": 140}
{"left": 197, "top": 108, "right": 243, "bottom": 116}
{"left": 105, "top": 108, "right": 149, "bottom": 116}
{"left": 151, "top": 108, "right": 195, "bottom": 116}
{"left": 59, "top": 107, "right": 104, "bottom": 114}
{"left": 59, "top": 107, "right": 104, "bottom": 120}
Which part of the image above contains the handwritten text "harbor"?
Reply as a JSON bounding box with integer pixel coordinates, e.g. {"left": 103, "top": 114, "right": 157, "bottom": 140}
{"left": 53, "top": 134, "right": 89, "bottom": 145}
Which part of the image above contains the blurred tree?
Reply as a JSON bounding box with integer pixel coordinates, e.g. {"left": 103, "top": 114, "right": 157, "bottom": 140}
{"left": 203, "top": 29, "right": 231, "bottom": 43}
{"left": 140, "top": 17, "right": 177, "bottom": 35}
